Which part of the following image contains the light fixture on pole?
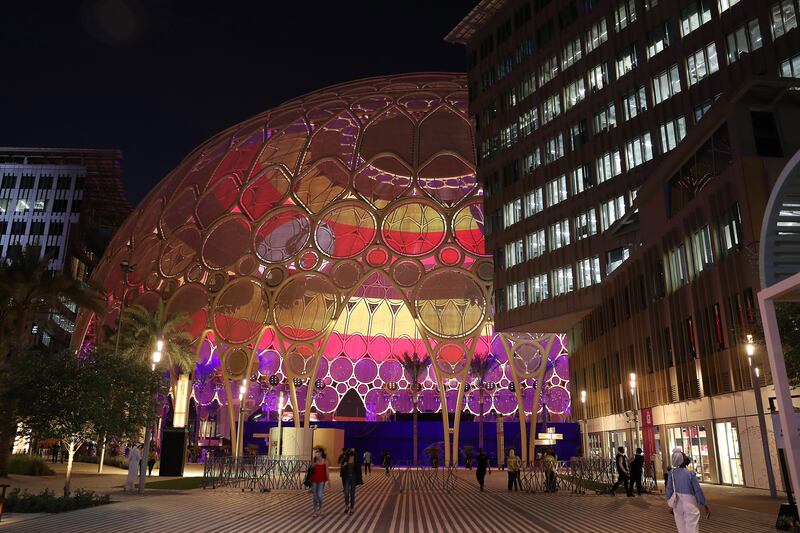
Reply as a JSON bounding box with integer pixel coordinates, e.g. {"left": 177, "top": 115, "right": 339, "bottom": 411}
{"left": 236, "top": 382, "right": 247, "bottom": 458}
{"left": 629, "top": 373, "right": 640, "bottom": 452}
{"left": 580, "top": 390, "right": 588, "bottom": 457}
{"left": 747, "top": 334, "right": 777, "bottom": 497}
{"left": 140, "top": 337, "right": 164, "bottom": 495}
{"left": 275, "top": 390, "right": 285, "bottom": 458}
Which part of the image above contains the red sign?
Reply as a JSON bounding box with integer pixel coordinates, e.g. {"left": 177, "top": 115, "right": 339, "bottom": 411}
{"left": 641, "top": 407, "right": 655, "bottom": 459}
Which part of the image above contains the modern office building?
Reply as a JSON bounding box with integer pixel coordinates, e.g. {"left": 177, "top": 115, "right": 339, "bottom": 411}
{"left": 447, "top": 0, "right": 800, "bottom": 488}
{"left": 0, "top": 147, "right": 130, "bottom": 347}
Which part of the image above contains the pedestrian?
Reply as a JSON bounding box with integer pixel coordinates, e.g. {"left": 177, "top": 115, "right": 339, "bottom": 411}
{"left": 363, "top": 450, "right": 372, "bottom": 475}
{"left": 507, "top": 449, "right": 521, "bottom": 491}
{"left": 147, "top": 448, "right": 158, "bottom": 476}
{"left": 543, "top": 448, "right": 557, "bottom": 492}
{"left": 475, "top": 447, "right": 491, "bottom": 491}
{"left": 341, "top": 449, "right": 363, "bottom": 515}
{"left": 338, "top": 447, "right": 348, "bottom": 469}
{"left": 629, "top": 447, "right": 645, "bottom": 495}
{"left": 382, "top": 450, "right": 392, "bottom": 475}
{"left": 50, "top": 443, "right": 58, "bottom": 464}
{"left": 666, "top": 448, "right": 710, "bottom": 533}
{"left": 309, "top": 447, "right": 329, "bottom": 517}
{"left": 125, "top": 443, "right": 142, "bottom": 491}
{"left": 610, "top": 446, "right": 632, "bottom": 496}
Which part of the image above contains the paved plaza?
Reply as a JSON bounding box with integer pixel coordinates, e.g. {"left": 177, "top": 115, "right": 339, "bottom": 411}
{"left": 1, "top": 466, "right": 779, "bottom": 532}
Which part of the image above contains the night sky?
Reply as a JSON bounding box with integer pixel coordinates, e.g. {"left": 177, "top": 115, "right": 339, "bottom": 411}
{"left": 1, "top": 0, "right": 475, "bottom": 205}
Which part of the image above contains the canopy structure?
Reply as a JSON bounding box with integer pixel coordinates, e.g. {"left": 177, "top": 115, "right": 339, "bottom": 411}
{"left": 74, "top": 73, "right": 570, "bottom": 465}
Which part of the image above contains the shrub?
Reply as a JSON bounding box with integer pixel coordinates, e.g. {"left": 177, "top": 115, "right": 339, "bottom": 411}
{"left": 75, "top": 455, "right": 129, "bottom": 469}
{"left": 7, "top": 454, "right": 55, "bottom": 476}
{"left": 3, "top": 488, "right": 111, "bottom": 513}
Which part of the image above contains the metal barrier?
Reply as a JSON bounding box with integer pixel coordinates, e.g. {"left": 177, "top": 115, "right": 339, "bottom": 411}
{"left": 203, "top": 455, "right": 311, "bottom": 492}
{"left": 387, "top": 462, "right": 457, "bottom": 493}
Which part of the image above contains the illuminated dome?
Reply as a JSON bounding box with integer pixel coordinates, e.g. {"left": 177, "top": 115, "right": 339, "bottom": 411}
{"left": 75, "top": 73, "right": 570, "bottom": 460}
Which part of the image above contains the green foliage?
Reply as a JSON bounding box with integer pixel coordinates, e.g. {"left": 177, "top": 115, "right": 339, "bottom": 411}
{"left": 7, "top": 454, "right": 55, "bottom": 476}
{"left": 3, "top": 488, "right": 111, "bottom": 513}
{"left": 469, "top": 353, "right": 498, "bottom": 384}
{"left": 74, "top": 455, "right": 129, "bottom": 470}
{"left": 424, "top": 444, "right": 441, "bottom": 459}
{"left": 397, "top": 352, "right": 431, "bottom": 386}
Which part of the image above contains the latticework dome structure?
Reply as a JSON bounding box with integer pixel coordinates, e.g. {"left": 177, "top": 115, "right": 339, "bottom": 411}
{"left": 74, "top": 73, "right": 570, "bottom": 464}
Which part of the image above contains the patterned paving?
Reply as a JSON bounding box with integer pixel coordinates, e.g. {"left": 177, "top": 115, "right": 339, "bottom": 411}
{"left": 1, "top": 470, "right": 775, "bottom": 532}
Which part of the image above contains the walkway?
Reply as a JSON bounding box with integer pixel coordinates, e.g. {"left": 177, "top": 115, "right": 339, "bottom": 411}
{"left": 1, "top": 468, "right": 778, "bottom": 532}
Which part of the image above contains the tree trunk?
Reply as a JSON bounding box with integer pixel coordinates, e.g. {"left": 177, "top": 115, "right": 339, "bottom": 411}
{"left": 0, "top": 406, "right": 17, "bottom": 477}
{"left": 412, "top": 396, "right": 418, "bottom": 467}
{"left": 64, "top": 439, "right": 77, "bottom": 497}
{"left": 97, "top": 433, "right": 106, "bottom": 474}
{"left": 478, "top": 388, "right": 484, "bottom": 451}
{"left": 139, "top": 419, "right": 153, "bottom": 495}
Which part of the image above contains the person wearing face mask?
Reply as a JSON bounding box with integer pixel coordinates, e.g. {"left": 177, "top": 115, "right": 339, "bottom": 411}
{"left": 666, "top": 448, "right": 710, "bottom": 533}
{"left": 309, "top": 447, "right": 329, "bottom": 517}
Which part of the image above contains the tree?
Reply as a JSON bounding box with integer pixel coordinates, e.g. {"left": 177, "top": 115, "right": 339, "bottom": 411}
{"left": 398, "top": 352, "right": 431, "bottom": 466}
{"left": 0, "top": 250, "right": 104, "bottom": 478}
{"left": 469, "top": 353, "right": 498, "bottom": 451}
{"left": 11, "top": 346, "right": 161, "bottom": 496}
{"left": 755, "top": 302, "right": 800, "bottom": 386}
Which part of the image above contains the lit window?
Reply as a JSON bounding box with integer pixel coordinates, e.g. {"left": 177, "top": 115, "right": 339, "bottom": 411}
{"left": 607, "top": 246, "right": 631, "bottom": 274}
{"left": 586, "top": 19, "right": 608, "bottom": 52}
{"left": 15, "top": 198, "right": 30, "bottom": 213}
{"left": 587, "top": 63, "right": 610, "bottom": 92}
{"left": 616, "top": 44, "right": 639, "bottom": 78}
{"left": 549, "top": 218, "right": 571, "bottom": 251}
{"left": 564, "top": 77, "right": 586, "bottom": 110}
{"left": 505, "top": 239, "right": 526, "bottom": 268}
{"left": 570, "top": 165, "right": 593, "bottom": 195}
{"left": 771, "top": 0, "right": 798, "bottom": 39}
{"left": 593, "top": 102, "right": 617, "bottom": 132}
{"left": 647, "top": 23, "right": 671, "bottom": 59}
{"left": 651, "top": 64, "right": 682, "bottom": 106}
{"left": 530, "top": 273, "right": 549, "bottom": 303}
{"left": 692, "top": 226, "right": 714, "bottom": 273}
{"left": 659, "top": 116, "right": 688, "bottom": 152}
{"left": 503, "top": 198, "right": 523, "bottom": 228}
{"left": 596, "top": 150, "right": 622, "bottom": 183}
{"left": 507, "top": 280, "right": 527, "bottom": 309}
{"left": 680, "top": 0, "right": 712, "bottom": 37}
{"left": 601, "top": 195, "right": 627, "bottom": 231}
{"left": 726, "top": 19, "right": 763, "bottom": 63}
{"left": 569, "top": 121, "right": 588, "bottom": 150}
{"left": 624, "top": 133, "right": 654, "bottom": 170}
{"left": 539, "top": 56, "right": 560, "bottom": 86}
{"left": 780, "top": 53, "right": 800, "bottom": 77}
{"left": 575, "top": 208, "right": 598, "bottom": 240}
{"left": 551, "top": 266, "right": 574, "bottom": 296}
{"left": 0, "top": 199, "right": 8, "bottom": 214}
{"left": 544, "top": 134, "right": 564, "bottom": 163}
{"left": 546, "top": 175, "right": 568, "bottom": 206}
{"left": 518, "top": 107, "right": 539, "bottom": 137}
{"left": 525, "top": 187, "right": 544, "bottom": 217}
{"left": 541, "top": 94, "right": 562, "bottom": 124}
{"left": 686, "top": 42, "right": 719, "bottom": 86}
{"left": 523, "top": 147, "right": 542, "bottom": 173}
{"left": 621, "top": 85, "right": 647, "bottom": 121}
{"left": 614, "top": 0, "right": 637, "bottom": 32}
{"left": 561, "top": 37, "right": 583, "bottom": 69}
{"left": 668, "top": 244, "right": 690, "bottom": 289}
{"left": 527, "top": 229, "right": 546, "bottom": 259}
{"left": 577, "top": 256, "right": 602, "bottom": 288}
{"left": 718, "top": 0, "right": 741, "bottom": 12}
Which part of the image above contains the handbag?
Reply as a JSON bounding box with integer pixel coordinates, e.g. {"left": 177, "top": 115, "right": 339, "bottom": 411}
{"left": 303, "top": 465, "right": 313, "bottom": 488}
{"left": 667, "top": 471, "right": 678, "bottom": 509}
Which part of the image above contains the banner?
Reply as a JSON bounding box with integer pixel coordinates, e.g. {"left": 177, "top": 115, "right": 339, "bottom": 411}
{"left": 641, "top": 407, "right": 656, "bottom": 459}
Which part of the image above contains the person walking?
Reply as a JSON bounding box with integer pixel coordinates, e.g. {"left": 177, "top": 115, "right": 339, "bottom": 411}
{"left": 382, "top": 450, "right": 392, "bottom": 475}
{"left": 341, "top": 449, "right": 362, "bottom": 515}
{"left": 475, "top": 448, "right": 491, "bottom": 491}
{"left": 147, "top": 448, "right": 158, "bottom": 476}
{"left": 666, "top": 448, "right": 710, "bottom": 533}
{"left": 363, "top": 450, "right": 372, "bottom": 475}
{"left": 629, "top": 447, "right": 645, "bottom": 495}
{"left": 125, "top": 444, "right": 142, "bottom": 491}
{"left": 543, "top": 448, "right": 557, "bottom": 492}
{"left": 507, "top": 449, "right": 521, "bottom": 491}
{"left": 610, "top": 446, "right": 632, "bottom": 496}
{"left": 310, "top": 448, "right": 329, "bottom": 517}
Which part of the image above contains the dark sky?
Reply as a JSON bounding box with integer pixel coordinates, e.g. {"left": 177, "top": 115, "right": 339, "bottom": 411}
{"left": 1, "top": 0, "right": 475, "bottom": 206}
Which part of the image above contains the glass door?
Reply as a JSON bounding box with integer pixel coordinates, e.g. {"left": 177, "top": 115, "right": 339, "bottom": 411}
{"left": 715, "top": 421, "right": 744, "bottom": 485}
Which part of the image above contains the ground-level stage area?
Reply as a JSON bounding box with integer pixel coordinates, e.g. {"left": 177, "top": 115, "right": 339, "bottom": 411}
{"left": 2, "top": 466, "right": 778, "bottom": 532}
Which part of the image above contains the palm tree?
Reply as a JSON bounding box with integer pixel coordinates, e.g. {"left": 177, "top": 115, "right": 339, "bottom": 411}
{"left": 398, "top": 351, "right": 431, "bottom": 466}
{"left": 469, "top": 353, "right": 498, "bottom": 451}
{"left": 0, "top": 249, "right": 104, "bottom": 477}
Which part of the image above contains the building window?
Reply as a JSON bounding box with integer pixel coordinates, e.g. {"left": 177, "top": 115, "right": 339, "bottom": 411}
{"left": 530, "top": 273, "right": 549, "bottom": 302}
{"left": 771, "top": 0, "right": 798, "bottom": 39}
{"left": 525, "top": 187, "right": 544, "bottom": 217}
{"left": 549, "top": 218, "right": 571, "bottom": 250}
{"left": 601, "top": 195, "right": 627, "bottom": 231}
{"left": 52, "top": 199, "right": 68, "bottom": 213}
{"left": 719, "top": 0, "right": 741, "bottom": 12}
{"left": 545, "top": 134, "right": 565, "bottom": 163}
{"left": 614, "top": 0, "right": 637, "bottom": 32}
{"left": 647, "top": 22, "right": 672, "bottom": 59}
{"left": 586, "top": 18, "right": 608, "bottom": 52}
{"left": 38, "top": 176, "right": 53, "bottom": 189}
{"left": 500, "top": 124, "right": 519, "bottom": 149}
{"left": 539, "top": 55, "right": 560, "bottom": 86}
{"left": 503, "top": 198, "right": 523, "bottom": 228}
{"left": 694, "top": 94, "right": 721, "bottom": 122}
{"left": 564, "top": 77, "right": 587, "bottom": 110}
{"left": 527, "top": 229, "right": 546, "bottom": 259}
{"left": 570, "top": 164, "right": 593, "bottom": 195}
{"left": 652, "top": 64, "right": 682, "bottom": 106}
{"left": 19, "top": 175, "right": 35, "bottom": 189}
{"left": 687, "top": 43, "right": 720, "bottom": 86}
{"left": 48, "top": 222, "right": 64, "bottom": 236}
{"left": 569, "top": 121, "right": 588, "bottom": 150}
{"left": 29, "top": 222, "right": 45, "bottom": 236}
{"left": 624, "top": 133, "right": 654, "bottom": 170}
{"left": 56, "top": 176, "right": 72, "bottom": 190}
{"left": 34, "top": 199, "right": 48, "bottom": 212}
{"left": 575, "top": 208, "right": 598, "bottom": 240}
{"left": 659, "top": 116, "right": 688, "bottom": 152}
{"left": 779, "top": 53, "right": 800, "bottom": 77}
{"left": 720, "top": 202, "right": 742, "bottom": 251}
{"left": 596, "top": 150, "right": 622, "bottom": 183}
{"left": 546, "top": 175, "right": 568, "bottom": 207}
{"left": 552, "top": 265, "right": 574, "bottom": 296}
{"left": 587, "top": 62, "right": 610, "bottom": 93}
{"left": 523, "top": 147, "right": 542, "bottom": 173}
{"left": 507, "top": 280, "right": 527, "bottom": 310}
{"left": 577, "top": 256, "right": 602, "bottom": 288}
{"left": 726, "top": 19, "right": 763, "bottom": 63}
{"left": 621, "top": 85, "right": 647, "bottom": 121}
{"left": 692, "top": 225, "right": 714, "bottom": 273}
{"left": 519, "top": 107, "right": 539, "bottom": 137}
{"left": 607, "top": 246, "right": 631, "bottom": 273}
{"left": 11, "top": 221, "right": 27, "bottom": 235}
{"left": 562, "top": 36, "right": 583, "bottom": 69}
{"left": 505, "top": 239, "right": 525, "bottom": 268}
{"left": 616, "top": 43, "right": 639, "bottom": 78}
{"left": 668, "top": 243, "right": 690, "bottom": 289}
{"left": 594, "top": 102, "right": 617, "bottom": 132}
{"left": 680, "top": 0, "right": 712, "bottom": 37}
{"left": 15, "top": 198, "right": 30, "bottom": 213}
{"left": 1, "top": 175, "right": 16, "bottom": 189}
{"left": 542, "top": 94, "right": 562, "bottom": 124}
{"left": 0, "top": 199, "right": 7, "bottom": 214}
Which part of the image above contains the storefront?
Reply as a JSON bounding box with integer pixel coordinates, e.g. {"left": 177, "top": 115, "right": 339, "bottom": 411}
{"left": 666, "top": 423, "right": 716, "bottom": 483}
{"left": 715, "top": 420, "right": 744, "bottom": 486}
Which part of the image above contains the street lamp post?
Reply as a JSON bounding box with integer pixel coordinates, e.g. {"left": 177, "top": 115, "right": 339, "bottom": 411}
{"left": 747, "top": 334, "right": 778, "bottom": 497}
{"left": 139, "top": 338, "right": 163, "bottom": 495}
{"left": 629, "top": 373, "right": 640, "bottom": 452}
{"left": 236, "top": 382, "right": 247, "bottom": 458}
{"left": 580, "top": 390, "right": 589, "bottom": 457}
{"left": 275, "top": 390, "right": 285, "bottom": 458}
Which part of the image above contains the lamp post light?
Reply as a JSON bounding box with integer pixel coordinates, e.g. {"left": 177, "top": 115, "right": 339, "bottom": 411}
{"left": 275, "top": 390, "right": 286, "bottom": 458}
{"left": 580, "top": 390, "right": 588, "bottom": 457}
{"left": 139, "top": 338, "right": 163, "bottom": 495}
{"left": 236, "top": 382, "right": 248, "bottom": 458}
{"left": 629, "top": 373, "right": 640, "bottom": 453}
{"left": 747, "top": 334, "right": 778, "bottom": 497}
